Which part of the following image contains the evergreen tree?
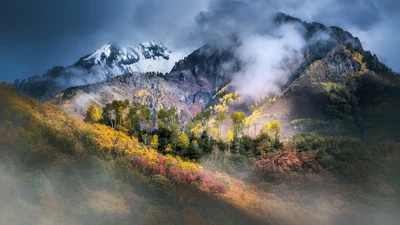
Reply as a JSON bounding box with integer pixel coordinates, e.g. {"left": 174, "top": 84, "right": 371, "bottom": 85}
{"left": 189, "top": 140, "right": 201, "bottom": 160}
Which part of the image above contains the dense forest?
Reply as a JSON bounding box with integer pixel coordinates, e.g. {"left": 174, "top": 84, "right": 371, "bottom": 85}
{"left": 1, "top": 83, "right": 399, "bottom": 225}
{"left": 87, "top": 98, "right": 283, "bottom": 164}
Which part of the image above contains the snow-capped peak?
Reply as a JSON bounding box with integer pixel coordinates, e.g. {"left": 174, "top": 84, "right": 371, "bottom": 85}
{"left": 139, "top": 40, "right": 163, "bottom": 48}
{"left": 83, "top": 43, "right": 113, "bottom": 62}
{"left": 80, "top": 40, "right": 181, "bottom": 76}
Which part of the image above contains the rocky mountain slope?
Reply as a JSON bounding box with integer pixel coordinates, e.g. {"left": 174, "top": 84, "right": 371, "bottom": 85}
{"left": 230, "top": 45, "right": 400, "bottom": 141}
{"left": 49, "top": 44, "right": 239, "bottom": 122}
{"left": 15, "top": 41, "right": 182, "bottom": 101}
{"left": 50, "top": 73, "right": 202, "bottom": 123}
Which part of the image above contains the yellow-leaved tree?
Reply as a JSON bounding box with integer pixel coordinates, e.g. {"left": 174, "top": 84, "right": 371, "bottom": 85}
{"left": 85, "top": 105, "right": 102, "bottom": 123}
{"left": 264, "top": 120, "right": 281, "bottom": 144}
{"left": 150, "top": 134, "right": 159, "bottom": 150}
{"left": 165, "top": 143, "right": 173, "bottom": 153}
{"left": 226, "top": 129, "right": 234, "bottom": 153}
{"left": 177, "top": 132, "right": 190, "bottom": 151}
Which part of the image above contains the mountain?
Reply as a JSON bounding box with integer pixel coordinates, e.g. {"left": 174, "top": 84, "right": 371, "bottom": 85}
{"left": 49, "top": 44, "right": 238, "bottom": 121}
{"left": 15, "top": 13, "right": 400, "bottom": 139}
{"left": 4, "top": 13, "right": 400, "bottom": 225}
{"left": 49, "top": 14, "right": 392, "bottom": 124}
{"left": 236, "top": 45, "right": 400, "bottom": 141}
{"left": 14, "top": 40, "right": 182, "bottom": 101}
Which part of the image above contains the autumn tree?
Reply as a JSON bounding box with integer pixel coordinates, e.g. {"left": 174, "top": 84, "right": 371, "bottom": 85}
{"left": 102, "top": 100, "right": 130, "bottom": 129}
{"left": 226, "top": 129, "right": 234, "bottom": 153}
{"left": 157, "top": 107, "right": 179, "bottom": 133}
{"left": 264, "top": 120, "right": 282, "bottom": 146}
{"left": 85, "top": 105, "right": 102, "bottom": 123}
{"left": 150, "top": 134, "right": 159, "bottom": 150}
{"left": 201, "top": 109, "right": 213, "bottom": 146}
{"left": 186, "top": 121, "right": 195, "bottom": 133}
{"left": 231, "top": 112, "right": 246, "bottom": 139}
{"left": 191, "top": 123, "right": 203, "bottom": 138}
{"left": 112, "top": 100, "right": 130, "bottom": 126}
{"left": 103, "top": 103, "right": 116, "bottom": 129}
{"left": 141, "top": 133, "right": 151, "bottom": 146}
{"left": 165, "top": 143, "right": 173, "bottom": 153}
{"left": 128, "top": 102, "right": 151, "bottom": 135}
{"left": 213, "top": 112, "right": 227, "bottom": 138}
{"left": 177, "top": 132, "right": 190, "bottom": 151}
{"left": 230, "top": 112, "right": 246, "bottom": 153}
{"left": 157, "top": 107, "right": 180, "bottom": 148}
{"left": 247, "top": 110, "right": 261, "bottom": 136}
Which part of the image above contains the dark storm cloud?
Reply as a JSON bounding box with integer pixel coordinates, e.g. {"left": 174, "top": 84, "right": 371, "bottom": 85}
{"left": 308, "top": 0, "right": 382, "bottom": 31}
{"left": 0, "top": 0, "right": 207, "bottom": 82}
{"left": 0, "top": 0, "right": 131, "bottom": 82}
{"left": 0, "top": 1, "right": 125, "bottom": 38}
{"left": 0, "top": 0, "right": 399, "bottom": 82}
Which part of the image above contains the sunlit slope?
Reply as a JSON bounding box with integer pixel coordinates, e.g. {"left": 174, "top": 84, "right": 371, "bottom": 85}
{"left": 0, "top": 84, "right": 262, "bottom": 225}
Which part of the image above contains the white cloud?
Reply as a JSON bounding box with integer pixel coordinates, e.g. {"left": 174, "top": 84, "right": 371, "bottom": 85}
{"left": 232, "top": 23, "right": 306, "bottom": 99}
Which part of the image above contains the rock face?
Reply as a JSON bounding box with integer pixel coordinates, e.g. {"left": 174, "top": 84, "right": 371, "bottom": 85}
{"left": 15, "top": 41, "right": 182, "bottom": 101}
{"left": 50, "top": 73, "right": 210, "bottom": 125}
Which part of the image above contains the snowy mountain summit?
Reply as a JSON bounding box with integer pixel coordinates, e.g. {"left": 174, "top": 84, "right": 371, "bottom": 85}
{"left": 15, "top": 40, "right": 184, "bottom": 100}
{"left": 76, "top": 40, "right": 181, "bottom": 78}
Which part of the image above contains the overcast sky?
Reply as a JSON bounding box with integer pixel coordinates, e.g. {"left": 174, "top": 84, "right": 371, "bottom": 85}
{"left": 1, "top": 0, "right": 399, "bottom": 82}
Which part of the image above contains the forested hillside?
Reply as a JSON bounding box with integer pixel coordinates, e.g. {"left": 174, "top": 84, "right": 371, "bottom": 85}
{"left": 0, "top": 83, "right": 260, "bottom": 225}
{"left": 1, "top": 81, "right": 400, "bottom": 225}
